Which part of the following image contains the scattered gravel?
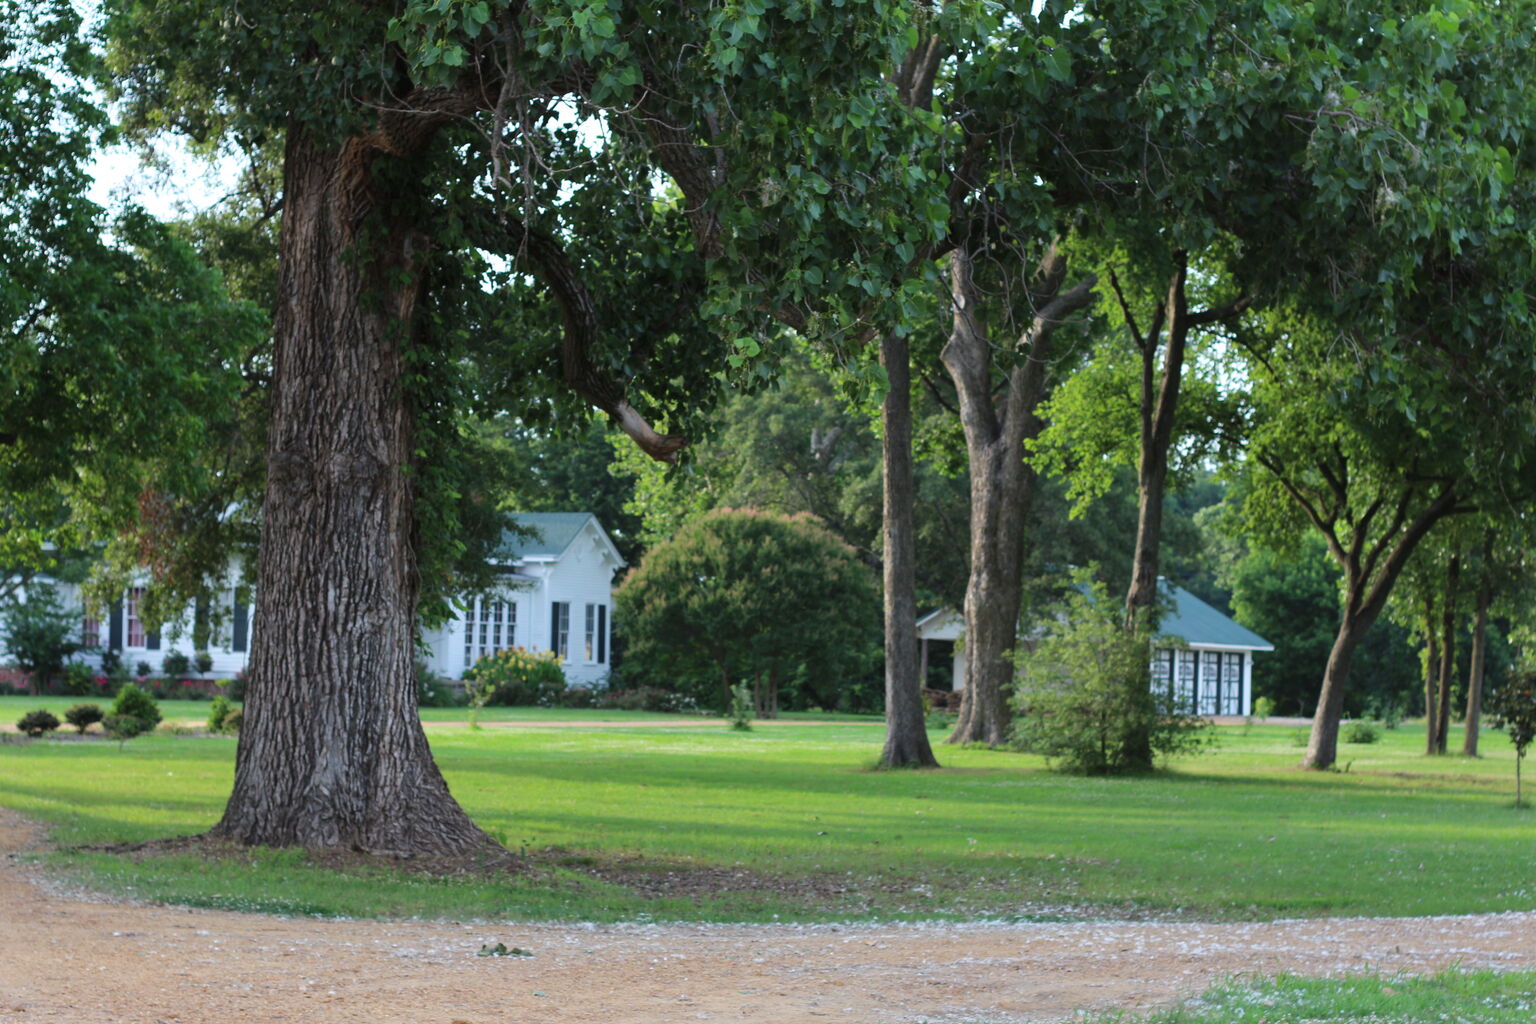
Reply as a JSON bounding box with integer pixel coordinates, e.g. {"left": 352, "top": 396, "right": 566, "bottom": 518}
{"left": 3, "top": 808, "right": 1533, "bottom": 1023}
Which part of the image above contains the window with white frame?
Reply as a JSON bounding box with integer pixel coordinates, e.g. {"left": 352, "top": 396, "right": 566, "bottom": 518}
{"left": 80, "top": 614, "right": 100, "bottom": 648}
{"left": 126, "top": 588, "right": 147, "bottom": 647}
{"left": 583, "top": 603, "right": 596, "bottom": 661}
{"left": 1174, "top": 650, "right": 1196, "bottom": 712}
{"left": 597, "top": 604, "right": 607, "bottom": 664}
{"left": 1199, "top": 650, "right": 1222, "bottom": 715}
{"left": 550, "top": 601, "right": 570, "bottom": 659}
{"left": 463, "top": 597, "right": 516, "bottom": 671}
{"left": 1221, "top": 653, "right": 1243, "bottom": 715}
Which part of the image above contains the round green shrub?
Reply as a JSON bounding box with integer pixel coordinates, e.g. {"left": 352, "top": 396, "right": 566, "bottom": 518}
{"left": 193, "top": 650, "right": 214, "bottom": 674}
{"left": 110, "top": 681, "right": 163, "bottom": 730}
{"left": 223, "top": 707, "right": 243, "bottom": 733}
{"left": 17, "top": 709, "right": 60, "bottom": 737}
{"left": 161, "top": 651, "right": 191, "bottom": 677}
{"left": 64, "top": 703, "right": 104, "bottom": 734}
{"left": 1342, "top": 720, "right": 1381, "bottom": 744}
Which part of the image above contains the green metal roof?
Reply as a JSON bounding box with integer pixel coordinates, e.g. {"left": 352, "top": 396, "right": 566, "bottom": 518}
{"left": 494, "top": 512, "right": 598, "bottom": 561}
{"left": 1160, "top": 583, "right": 1274, "bottom": 651}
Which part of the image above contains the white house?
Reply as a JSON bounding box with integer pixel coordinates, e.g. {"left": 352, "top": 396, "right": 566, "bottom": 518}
{"left": 4, "top": 512, "right": 624, "bottom": 688}
{"left": 419, "top": 512, "right": 624, "bottom": 687}
{"left": 916, "top": 583, "right": 1274, "bottom": 717}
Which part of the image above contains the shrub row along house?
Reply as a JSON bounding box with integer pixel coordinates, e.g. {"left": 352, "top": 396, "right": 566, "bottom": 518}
{"left": 1, "top": 513, "right": 623, "bottom": 688}
{"left": 917, "top": 582, "right": 1274, "bottom": 717}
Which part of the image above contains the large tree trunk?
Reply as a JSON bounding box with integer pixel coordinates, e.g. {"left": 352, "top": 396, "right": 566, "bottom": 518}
{"left": 210, "top": 131, "right": 494, "bottom": 857}
{"left": 941, "top": 247, "right": 1093, "bottom": 748}
{"left": 1463, "top": 580, "right": 1491, "bottom": 757}
{"left": 879, "top": 328, "right": 938, "bottom": 768}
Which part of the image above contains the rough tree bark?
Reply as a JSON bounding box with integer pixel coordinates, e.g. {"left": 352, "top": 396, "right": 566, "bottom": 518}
{"left": 941, "top": 244, "right": 1095, "bottom": 747}
{"left": 211, "top": 129, "right": 494, "bottom": 856}
{"left": 879, "top": 327, "right": 938, "bottom": 768}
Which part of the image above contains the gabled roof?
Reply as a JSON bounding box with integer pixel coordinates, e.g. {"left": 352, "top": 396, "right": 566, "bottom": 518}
{"left": 917, "top": 581, "right": 1274, "bottom": 652}
{"left": 494, "top": 512, "right": 625, "bottom": 567}
{"left": 1160, "top": 583, "right": 1274, "bottom": 651}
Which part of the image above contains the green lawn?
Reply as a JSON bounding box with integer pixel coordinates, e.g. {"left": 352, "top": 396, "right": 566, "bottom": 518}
{"left": 1063, "top": 970, "right": 1536, "bottom": 1024}
{"left": 1, "top": 698, "right": 1532, "bottom": 923}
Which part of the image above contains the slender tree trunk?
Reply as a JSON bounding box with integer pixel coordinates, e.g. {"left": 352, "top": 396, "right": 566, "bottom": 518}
{"left": 211, "top": 130, "right": 493, "bottom": 856}
{"left": 1463, "top": 582, "right": 1491, "bottom": 757}
{"left": 1304, "top": 611, "right": 1371, "bottom": 769}
{"left": 879, "top": 328, "right": 937, "bottom": 768}
{"left": 1423, "top": 596, "right": 1440, "bottom": 756}
{"left": 1433, "top": 554, "right": 1460, "bottom": 754}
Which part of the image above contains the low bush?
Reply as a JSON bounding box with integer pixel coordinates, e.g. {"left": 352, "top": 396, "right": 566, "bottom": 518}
{"left": 728, "top": 683, "right": 754, "bottom": 731}
{"left": 223, "top": 707, "right": 243, "bottom": 733}
{"left": 110, "top": 682, "right": 163, "bottom": 730}
{"left": 64, "top": 703, "right": 104, "bottom": 734}
{"left": 1342, "top": 720, "right": 1382, "bottom": 744}
{"left": 598, "top": 686, "right": 700, "bottom": 714}
{"left": 1012, "top": 577, "right": 1211, "bottom": 775}
{"left": 161, "top": 651, "right": 191, "bottom": 677}
{"left": 134, "top": 661, "right": 152, "bottom": 678}
{"left": 416, "top": 659, "right": 462, "bottom": 707}
{"left": 193, "top": 650, "right": 214, "bottom": 674}
{"left": 102, "top": 713, "right": 148, "bottom": 743}
{"left": 465, "top": 647, "right": 566, "bottom": 707}
{"left": 207, "top": 696, "right": 237, "bottom": 734}
{"left": 17, "top": 709, "right": 61, "bottom": 737}
{"left": 1251, "top": 696, "right": 1277, "bottom": 719}
{"left": 63, "top": 661, "right": 97, "bottom": 697}
{"left": 558, "top": 686, "right": 601, "bottom": 709}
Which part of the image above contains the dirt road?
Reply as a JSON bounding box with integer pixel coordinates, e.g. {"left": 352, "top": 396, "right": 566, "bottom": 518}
{"left": 2, "top": 809, "right": 1532, "bottom": 1023}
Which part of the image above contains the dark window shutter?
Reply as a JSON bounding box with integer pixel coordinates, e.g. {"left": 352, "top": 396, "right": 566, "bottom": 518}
{"left": 146, "top": 629, "right": 161, "bottom": 651}
{"left": 232, "top": 598, "right": 248, "bottom": 653}
{"left": 550, "top": 602, "right": 559, "bottom": 653}
{"left": 108, "top": 601, "right": 124, "bottom": 650}
{"left": 597, "top": 605, "right": 607, "bottom": 663}
{"left": 193, "top": 596, "right": 210, "bottom": 651}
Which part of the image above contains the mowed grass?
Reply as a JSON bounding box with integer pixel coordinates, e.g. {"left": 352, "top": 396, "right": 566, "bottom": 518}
{"left": 0, "top": 698, "right": 1533, "bottom": 923}
{"left": 1062, "top": 970, "right": 1536, "bottom": 1024}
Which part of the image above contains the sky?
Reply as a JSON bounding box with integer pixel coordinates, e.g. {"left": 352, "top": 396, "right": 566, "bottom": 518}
{"left": 88, "top": 143, "right": 233, "bottom": 221}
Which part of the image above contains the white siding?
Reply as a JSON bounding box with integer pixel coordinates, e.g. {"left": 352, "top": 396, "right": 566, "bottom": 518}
{"left": 6, "top": 519, "right": 622, "bottom": 690}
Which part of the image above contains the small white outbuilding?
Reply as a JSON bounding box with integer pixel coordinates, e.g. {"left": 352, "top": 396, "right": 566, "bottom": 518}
{"left": 916, "top": 583, "right": 1274, "bottom": 717}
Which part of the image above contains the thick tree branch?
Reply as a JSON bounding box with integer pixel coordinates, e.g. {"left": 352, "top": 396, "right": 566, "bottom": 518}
{"left": 470, "top": 213, "right": 685, "bottom": 462}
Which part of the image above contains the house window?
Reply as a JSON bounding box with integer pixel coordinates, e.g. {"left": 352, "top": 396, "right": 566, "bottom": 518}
{"left": 550, "top": 601, "right": 570, "bottom": 659}
{"left": 230, "top": 592, "right": 250, "bottom": 653}
{"left": 1150, "top": 648, "right": 1173, "bottom": 697}
{"left": 463, "top": 598, "right": 515, "bottom": 671}
{"left": 1221, "top": 653, "right": 1244, "bottom": 715}
{"left": 126, "top": 588, "right": 147, "bottom": 648}
{"left": 1174, "top": 650, "right": 1196, "bottom": 713}
{"left": 1199, "top": 651, "right": 1222, "bottom": 715}
{"left": 81, "top": 614, "right": 101, "bottom": 649}
{"left": 583, "top": 603, "right": 596, "bottom": 661}
{"left": 597, "top": 604, "right": 607, "bottom": 664}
